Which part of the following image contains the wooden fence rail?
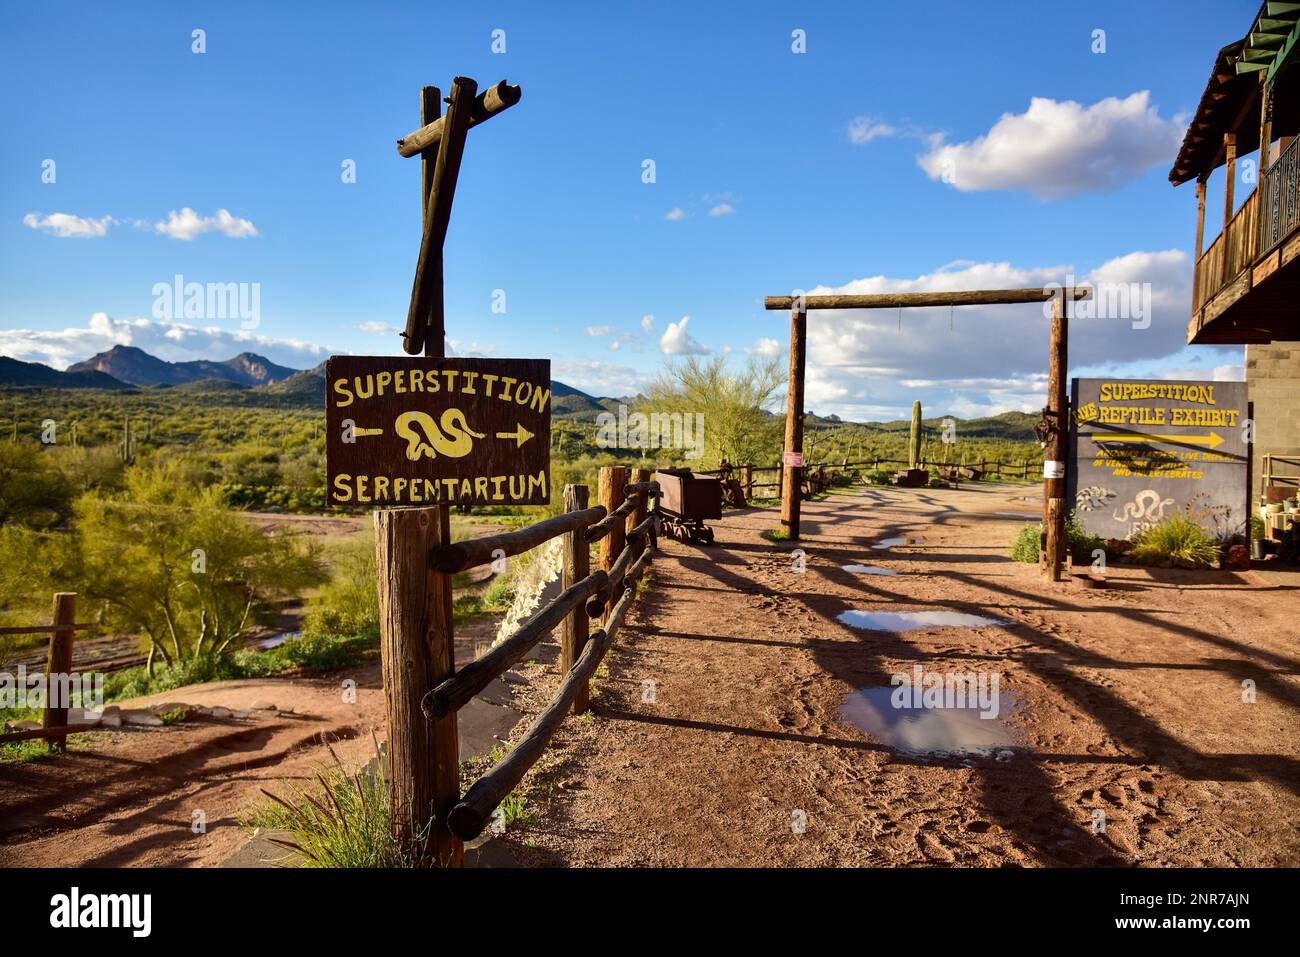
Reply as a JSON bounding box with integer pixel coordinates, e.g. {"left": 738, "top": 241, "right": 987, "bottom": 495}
{"left": 396, "top": 467, "right": 660, "bottom": 861}
{"left": 0, "top": 592, "right": 99, "bottom": 751}
{"left": 699, "top": 456, "right": 1042, "bottom": 493}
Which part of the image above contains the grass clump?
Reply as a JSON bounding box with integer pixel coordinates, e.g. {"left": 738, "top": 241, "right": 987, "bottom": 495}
{"left": 245, "top": 744, "right": 418, "bottom": 867}
{"left": 1009, "top": 513, "right": 1105, "bottom": 565}
{"left": 865, "top": 469, "right": 894, "bottom": 486}
{"left": 1129, "top": 514, "right": 1220, "bottom": 568}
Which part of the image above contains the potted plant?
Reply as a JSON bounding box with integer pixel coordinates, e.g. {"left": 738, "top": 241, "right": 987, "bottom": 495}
{"left": 894, "top": 401, "right": 930, "bottom": 487}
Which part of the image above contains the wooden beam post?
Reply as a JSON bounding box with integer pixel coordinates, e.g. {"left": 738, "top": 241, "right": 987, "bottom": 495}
{"left": 628, "top": 467, "right": 652, "bottom": 562}
{"left": 404, "top": 76, "right": 477, "bottom": 355}
{"left": 560, "top": 484, "right": 591, "bottom": 714}
{"left": 742, "top": 464, "right": 753, "bottom": 499}
{"left": 44, "top": 592, "right": 76, "bottom": 752}
{"left": 1042, "top": 290, "right": 1069, "bottom": 582}
{"left": 597, "top": 467, "right": 627, "bottom": 616}
{"left": 375, "top": 507, "right": 461, "bottom": 866}
{"left": 1223, "top": 131, "right": 1238, "bottom": 228}
{"left": 781, "top": 303, "right": 808, "bottom": 538}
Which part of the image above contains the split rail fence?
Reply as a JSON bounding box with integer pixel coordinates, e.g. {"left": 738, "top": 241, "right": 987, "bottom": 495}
{"left": 698, "top": 457, "right": 1042, "bottom": 500}
{"left": 0, "top": 592, "right": 100, "bottom": 750}
{"left": 382, "top": 465, "right": 659, "bottom": 865}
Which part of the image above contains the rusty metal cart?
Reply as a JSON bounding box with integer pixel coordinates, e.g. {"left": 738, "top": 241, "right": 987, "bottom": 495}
{"left": 654, "top": 469, "right": 722, "bottom": 545}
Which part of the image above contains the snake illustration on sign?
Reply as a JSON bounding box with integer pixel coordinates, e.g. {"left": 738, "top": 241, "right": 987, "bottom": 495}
{"left": 325, "top": 356, "right": 551, "bottom": 506}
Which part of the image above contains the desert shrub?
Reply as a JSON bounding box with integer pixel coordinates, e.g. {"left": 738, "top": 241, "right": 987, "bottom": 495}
{"left": 303, "top": 539, "right": 379, "bottom": 639}
{"left": 1250, "top": 515, "right": 1265, "bottom": 541}
{"left": 1129, "top": 515, "right": 1220, "bottom": 568}
{"left": 865, "top": 469, "right": 893, "bottom": 485}
{"left": 483, "top": 572, "right": 517, "bottom": 611}
{"left": 1010, "top": 524, "right": 1040, "bottom": 563}
{"left": 1065, "top": 512, "right": 1105, "bottom": 564}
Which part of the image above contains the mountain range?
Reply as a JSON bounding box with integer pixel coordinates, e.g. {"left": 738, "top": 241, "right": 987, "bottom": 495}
{"left": 0, "top": 345, "right": 613, "bottom": 417}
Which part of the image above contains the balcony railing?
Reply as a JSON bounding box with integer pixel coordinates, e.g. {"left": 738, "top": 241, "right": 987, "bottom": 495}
{"left": 1259, "top": 135, "right": 1300, "bottom": 256}
{"left": 1193, "top": 138, "right": 1300, "bottom": 315}
{"left": 1194, "top": 188, "right": 1258, "bottom": 312}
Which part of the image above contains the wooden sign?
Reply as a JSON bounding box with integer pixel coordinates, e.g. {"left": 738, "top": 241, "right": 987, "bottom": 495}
{"left": 326, "top": 356, "right": 551, "bottom": 506}
{"left": 1066, "top": 377, "right": 1249, "bottom": 541}
{"left": 783, "top": 451, "right": 804, "bottom": 467}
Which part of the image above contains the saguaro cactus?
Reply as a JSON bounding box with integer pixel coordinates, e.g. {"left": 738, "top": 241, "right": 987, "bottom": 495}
{"left": 908, "top": 401, "right": 922, "bottom": 470}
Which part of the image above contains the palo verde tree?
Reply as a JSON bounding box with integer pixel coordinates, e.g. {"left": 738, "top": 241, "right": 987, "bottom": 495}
{"left": 68, "top": 464, "right": 325, "bottom": 670}
{"left": 640, "top": 355, "right": 785, "bottom": 467}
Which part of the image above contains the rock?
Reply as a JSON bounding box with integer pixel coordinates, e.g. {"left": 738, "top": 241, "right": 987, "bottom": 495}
{"left": 250, "top": 700, "right": 277, "bottom": 711}
{"left": 996, "top": 750, "right": 1014, "bottom": 762}
{"left": 5, "top": 719, "right": 41, "bottom": 731}
{"left": 67, "top": 708, "right": 102, "bottom": 727}
{"left": 1222, "top": 543, "right": 1250, "bottom": 570}
{"left": 122, "top": 710, "right": 164, "bottom": 727}
{"left": 232, "top": 709, "right": 250, "bottom": 719}
{"left": 502, "top": 672, "right": 529, "bottom": 686}
{"left": 99, "top": 706, "right": 122, "bottom": 728}
{"left": 210, "top": 707, "right": 232, "bottom": 718}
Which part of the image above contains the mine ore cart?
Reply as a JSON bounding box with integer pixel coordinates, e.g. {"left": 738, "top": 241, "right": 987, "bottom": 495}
{"left": 654, "top": 468, "right": 722, "bottom": 545}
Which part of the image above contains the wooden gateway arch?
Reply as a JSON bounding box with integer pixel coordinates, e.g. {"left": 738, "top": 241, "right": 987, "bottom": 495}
{"left": 763, "top": 286, "right": 1091, "bottom": 581}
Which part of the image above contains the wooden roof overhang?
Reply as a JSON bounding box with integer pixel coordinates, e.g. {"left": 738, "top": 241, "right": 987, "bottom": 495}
{"left": 1169, "top": 3, "right": 1300, "bottom": 186}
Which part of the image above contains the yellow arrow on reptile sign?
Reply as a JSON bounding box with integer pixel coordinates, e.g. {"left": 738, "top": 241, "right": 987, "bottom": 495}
{"left": 1088, "top": 431, "right": 1225, "bottom": 449}
{"left": 495, "top": 424, "right": 535, "bottom": 447}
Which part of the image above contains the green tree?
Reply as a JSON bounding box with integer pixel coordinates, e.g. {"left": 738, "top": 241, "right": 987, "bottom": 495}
{"left": 0, "top": 443, "right": 72, "bottom": 527}
{"left": 70, "top": 465, "right": 325, "bottom": 669}
{"left": 641, "top": 355, "right": 785, "bottom": 466}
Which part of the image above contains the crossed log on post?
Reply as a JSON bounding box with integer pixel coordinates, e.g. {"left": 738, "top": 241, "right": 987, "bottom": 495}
{"left": 397, "top": 78, "right": 522, "bottom": 356}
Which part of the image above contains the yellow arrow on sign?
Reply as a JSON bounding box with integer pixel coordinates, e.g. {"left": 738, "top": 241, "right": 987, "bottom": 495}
{"left": 496, "top": 424, "right": 535, "bottom": 448}
{"left": 1089, "top": 431, "right": 1224, "bottom": 449}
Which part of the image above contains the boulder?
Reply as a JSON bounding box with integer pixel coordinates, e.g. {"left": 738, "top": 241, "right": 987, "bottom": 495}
{"left": 250, "top": 700, "right": 277, "bottom": 712}
{"left": 99, "top": 706, "right": 122, "bottom": 728}
{"left": 5, "top": 719, "right": 41, "bottom": 731}
{"left": 122, "top": 710, "right": 164, "bottom": 727}
{"left": 1222, "top": 543, "right": 1251, "bottom": 570}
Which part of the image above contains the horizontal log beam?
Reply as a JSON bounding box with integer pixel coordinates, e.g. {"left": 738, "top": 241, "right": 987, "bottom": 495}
{"left": 448, "top": 586, "right": 636, "bottom": 841}
{"left": 585, "top": 497, "right": 640, "bottom": 542}
{"left": 0, "top": 623, "right": 96, "bottom": 636}
{"left": 585, "top": 516, "right": 655, "bottom": 615}
{"left": 396, "top": 80, "right": 522, "bottom": 157}
{"left": 421, "top": 570, "right": 608, "bottom": 719}
{"left": 0, "top": 721, "right": 100, "bottom": 743}
{"left": 429, "top": 506, "right": 605, "bottom": 573}
{"left": 623, "top": 480, "right": 660, "bottom": 497}
{"left": 763, "top": 288, "right": 1093, "bottom": 311}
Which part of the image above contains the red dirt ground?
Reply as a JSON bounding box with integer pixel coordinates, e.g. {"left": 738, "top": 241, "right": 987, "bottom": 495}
{"left": 499, "top": 482, "right": 1300, "bottom": 866}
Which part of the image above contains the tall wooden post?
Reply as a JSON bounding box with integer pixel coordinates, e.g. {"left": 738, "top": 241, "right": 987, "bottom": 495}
{"left": 560, "top": 484, "right": 591, "bottom": 714}
{"left": 1042, "top": 289, "right": 1069, "bottom": 581}
{"left": 742, "top": 464, "right": 753, "bottom": 499}
{"left": 781, "top": 303, "right": 808, "bottom": 538}
{"left": 597, "top": 467, "right": 626, "bottom": 616}
{"left": 375, "top": 509, "right": 459, "bottom": 866}
{"left": 44, "top": 592, "right": 76, "bottom": 752}
{"left": 1221, "top": 131, "right": 1238, "bottom": 286}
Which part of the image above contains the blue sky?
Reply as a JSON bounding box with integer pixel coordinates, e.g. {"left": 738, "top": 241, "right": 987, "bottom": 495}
{"left": 0, "top": 0, "right": 1259, "bottom": 420}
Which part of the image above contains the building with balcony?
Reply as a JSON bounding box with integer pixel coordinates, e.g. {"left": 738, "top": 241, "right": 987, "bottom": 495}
{"left": 1171, "top": 1, "right": 1300, "bottom": 496}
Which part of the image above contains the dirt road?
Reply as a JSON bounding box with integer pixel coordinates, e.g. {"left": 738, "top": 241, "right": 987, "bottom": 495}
{"left": 505, "top": 482, "right": 1300, "bottom": 866}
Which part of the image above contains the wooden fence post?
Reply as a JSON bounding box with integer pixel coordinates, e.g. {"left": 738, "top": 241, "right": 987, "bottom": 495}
{"left": 781, "top": 303, "right": 808, "bottom": 538}
{"left": 1043, "top": 288, "right": 1069, "bottom": 581}
{"left": 628, "top": 467, "right": 652, "bottom": 561}
{"left": 561, "top": 484, "right": 591, "bottom": 713}
{"left": 598, "top": 466, "right": 627, "bottom": 617}
{"left": 742, "top": 464, "right": 753, "bottom": 499}
{"left": 375, "top": 507, "right": 462, "bottom": 867}
{"left": 44, "top": 592, "right": 76, "bottom": 752}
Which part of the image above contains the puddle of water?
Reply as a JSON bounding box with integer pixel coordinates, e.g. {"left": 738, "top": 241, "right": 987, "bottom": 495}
{"left": 841, "top": 563, "right": 899, "bottom": 576}
{"left": 871, "top": 535, "right": 923, "bottom": 550}
{"left": 840, "top": 686, "right": 1021, "bottom": 756}
{"left": 837, "top": 609, "right": 1006, "bottom": 631}
{"left": 257, "top": 631, "right": 300, "bottom": 650}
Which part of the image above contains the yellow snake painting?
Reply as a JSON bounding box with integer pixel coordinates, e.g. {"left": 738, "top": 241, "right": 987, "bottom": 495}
{"left": 395, "top": 409, "right": 485, "bottom": 460}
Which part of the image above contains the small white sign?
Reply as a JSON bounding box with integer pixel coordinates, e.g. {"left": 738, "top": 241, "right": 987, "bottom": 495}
{"left": 1043, "top": 460, "right": 1065, "bottom": 479}
{"left": 784, "top": 451, "right": 804, "bottom": 467}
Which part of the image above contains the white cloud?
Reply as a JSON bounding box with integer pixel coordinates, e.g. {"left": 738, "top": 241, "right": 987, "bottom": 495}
{"left": 640, "top": 314, "right": 655, "bottom": 332}
{"left": 664, "top": 207, "right": 687, "bottom": 222}
{"left": 747, "top": 337, "right": 782, "bottom": 358}
{"left": 154, "top": 207, "right": 258, "bottom": 241}
{"left": 552, "top": 359, "right": 645, "bottom": 398}
{"left": 708, "top": 203, "right": 735, "bottom": 217}
{"left": 0, "top": 313, "right": 328, "bottom": 371}
{"left": 917, "top": 92, "right": 1182, "bottom": 199}
{"left": 23, "top": 212, "right": 115, "bottom": 238}
{"left": 586, "top": 325, "right": 619, "bottom": 336}
{"left": 847, "top": 116, "right": 897, "bottom": 145}
{"left": 609, "top": 340, "right": 622, "bottom": 350}
{"left": 658, "top": 315, "right": 709, "bottom": 356}
{"left": 358, "top": 321, "right": 400, "bottom": 335}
